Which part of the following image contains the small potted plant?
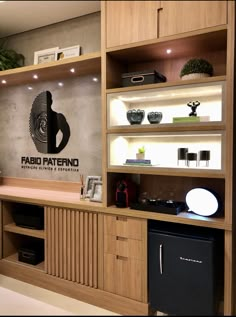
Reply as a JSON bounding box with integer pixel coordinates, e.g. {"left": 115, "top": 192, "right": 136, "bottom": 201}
{"left": 136, "top": 145, "right": 145, "bottom": 160}
{"left": 180, "top": 58, "right": 213, "bottom": 80}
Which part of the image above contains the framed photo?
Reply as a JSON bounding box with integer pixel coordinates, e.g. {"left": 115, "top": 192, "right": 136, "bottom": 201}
{"left": 34, "top": 47, "right": 59, "bottom": 65}
{"left": 85, "top": 175, "right": 102, "bottom": 198}
{"left": 56, "top": 45, "right": 81, "bottom": 61}
{"left": 90, "top": 181, "right": 103, "bottom": 203}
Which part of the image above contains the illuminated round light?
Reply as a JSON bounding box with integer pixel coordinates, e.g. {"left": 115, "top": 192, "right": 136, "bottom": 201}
{"left": 1, "top": 79, "right": 7, "bottom": 84}
{"left": 28, "top": 86, "right": 33, "bottom": 90}
{"left": 166, "top": 49, "right": 172, "bottom": 54}
{"left": 92, "top": 77, "right": 98, "bottom": 82}
{"left": 70, "top": 68, "right": 75, "bottom": 73}
{"left": 186, "top": 188, "right": 219, "bottom": 216}
{"left": 58, "top": 82, "right": 64, "bottom": 87}
{"left": 33, "top": 74, "right": 38, "bottom": 79}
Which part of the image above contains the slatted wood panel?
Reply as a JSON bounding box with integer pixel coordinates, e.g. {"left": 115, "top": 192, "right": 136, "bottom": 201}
{"left": 45, "top": 207, "right": 98, "bottom": 288}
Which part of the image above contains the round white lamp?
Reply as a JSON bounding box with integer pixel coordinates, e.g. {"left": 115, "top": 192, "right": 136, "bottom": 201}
{"left": 186, "top": 188, "right": 219, "bottom": 216}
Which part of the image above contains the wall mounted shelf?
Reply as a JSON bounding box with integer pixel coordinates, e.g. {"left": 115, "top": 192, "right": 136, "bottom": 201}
{"left": 0, "top": 51, "right": 101, "bottom": 87}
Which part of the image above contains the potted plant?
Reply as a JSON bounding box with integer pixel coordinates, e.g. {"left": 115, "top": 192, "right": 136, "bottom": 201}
{"left": 136, "top": 145, "right": 145, "bottom": 160}
{"left": 0, "top": 41, "right": 25, "bottom": 71}
{"left": 180, "top": 58, "right": 213, "bottom": 80}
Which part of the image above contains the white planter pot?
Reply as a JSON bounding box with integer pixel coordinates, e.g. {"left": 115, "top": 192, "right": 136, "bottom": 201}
{"left": 181, "top": 73, "right": 210, "bottom": 80}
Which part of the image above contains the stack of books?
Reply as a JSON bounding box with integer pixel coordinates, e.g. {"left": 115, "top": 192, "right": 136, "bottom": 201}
{"left": 172, "top": 116, "right": 210, "bottom": 123}
{"left": 124, "top": 159, "right": 152, "bottom": 166}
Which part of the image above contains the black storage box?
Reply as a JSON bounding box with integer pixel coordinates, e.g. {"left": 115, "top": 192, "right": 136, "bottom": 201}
{"left": 12, "top": 205, "right": 44, "bottom": 230}
{"left": 122, "top": 70, "right": 166, "bottom": 87}
{"left": 18, "top": 242, "right": 44, "bottom": 265}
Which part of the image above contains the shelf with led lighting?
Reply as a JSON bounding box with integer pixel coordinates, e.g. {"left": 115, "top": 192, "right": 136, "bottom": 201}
{"left": 0, "top": 51, "right": 101, "bottom": 87}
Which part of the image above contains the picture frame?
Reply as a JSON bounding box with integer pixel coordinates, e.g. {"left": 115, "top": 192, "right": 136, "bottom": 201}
{"left": 55, "top": 45, "right": 81, "bottom": 61}
{"left": 34, "top": 47, "right": 59, "bottom": 65}
{"left": 90, "top": 181, "right": 103, "bottom": 203}
{"left": 85, "top": 175, "right": 102, "bottom": 198}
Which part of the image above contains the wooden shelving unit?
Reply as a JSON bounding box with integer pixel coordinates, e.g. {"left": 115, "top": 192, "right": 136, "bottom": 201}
{"left": 0, "top": 51, "right": 101, "bottom": 87}
{"left": 3, "top": 253, "right": 44, "bottom": 271}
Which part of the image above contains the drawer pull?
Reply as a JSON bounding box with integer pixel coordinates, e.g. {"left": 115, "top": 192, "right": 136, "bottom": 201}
{"left": 116, "top": 255, "right": 128, "bottom": 261}
{"left": 116, "top": 236, "right": 127, "bottom": 242}
{"left": 116, "top": 216, "right": 127, "bottom": 222}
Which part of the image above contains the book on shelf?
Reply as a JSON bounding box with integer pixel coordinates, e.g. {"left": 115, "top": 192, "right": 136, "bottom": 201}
{"left": 172, "top": 116, "right": 210, "bottom": 123}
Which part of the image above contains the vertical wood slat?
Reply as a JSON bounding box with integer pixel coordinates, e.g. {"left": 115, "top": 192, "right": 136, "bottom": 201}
{"left": 46, "top": 207, "right": 98, "bottom": 288}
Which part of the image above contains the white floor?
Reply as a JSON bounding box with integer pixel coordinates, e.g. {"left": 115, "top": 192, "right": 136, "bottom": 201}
{"left": 0, "top": 274, "right": 119, "bottom": 316}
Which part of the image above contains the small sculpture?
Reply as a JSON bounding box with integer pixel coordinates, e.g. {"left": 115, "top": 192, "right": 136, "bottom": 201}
{"left": 187, "top": 101, "right": 200, "bottom": 117}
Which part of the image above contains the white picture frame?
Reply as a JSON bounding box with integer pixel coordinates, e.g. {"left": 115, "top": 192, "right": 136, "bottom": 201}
{"left": 55, "top": 45, "right": 81, "bottom": 61}
{"left": 90, "top": 181, "right": 103, "bottom": 203}
{"left": 85, "top": 175, "right": 102, "bottom": 198}
{"left": 34, "top": 47, "right": 59, "bottom": 65}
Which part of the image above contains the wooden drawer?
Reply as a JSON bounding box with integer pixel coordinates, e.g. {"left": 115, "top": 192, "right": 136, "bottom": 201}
{"left": 104, "top": 234, "right": 142, "bottom": 260}
{"left": 104, "top": 253, "right": 143, "bottom": 301}
{"left": 104, "top": 215, "right": 143, "bottom": 240}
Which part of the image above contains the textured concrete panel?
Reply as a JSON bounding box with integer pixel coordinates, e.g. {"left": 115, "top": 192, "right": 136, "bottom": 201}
{"left": 4, "top": 12, "right": 101, "bottom": 65}
{"left": 0, "top": 74, "right": 102, "bottom": 181}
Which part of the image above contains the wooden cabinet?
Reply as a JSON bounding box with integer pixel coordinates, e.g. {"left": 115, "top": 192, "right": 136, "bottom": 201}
{"left": 103, "top": 215, "right": 147, "bottom": 302}
{"left": 159, "top": 1, "right": 227, "bottom": 38}
{"left": 105, "top": 1, "right": 159, "bottom": 48}
{"left": 105, "top": 1, "right": 227, "bottom": 48}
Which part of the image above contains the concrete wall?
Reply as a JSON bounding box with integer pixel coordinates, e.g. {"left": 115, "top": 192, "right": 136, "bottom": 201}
{"left": 0, "top": 12, "right": 102, "bottom": 181}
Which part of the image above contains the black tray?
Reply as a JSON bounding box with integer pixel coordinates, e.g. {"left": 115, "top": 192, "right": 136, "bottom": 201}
{"left": 130, "top": 200, "right": 187, "bottom": 215}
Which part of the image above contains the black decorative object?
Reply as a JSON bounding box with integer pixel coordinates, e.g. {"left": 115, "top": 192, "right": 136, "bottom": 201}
{"left": 122, "top": 70, "right": 166, "bottom": 87}
{"left": 177, "top": 147, "right": 188, "bottom": 166}
{"left": 130, "top": 199, "right": 187, "bottom": 215}
{"left": 187, "top": 101, "right": 200, "bottom": 116}
{"left": 186, "top": 152, "right": 198, "bottom": 167}
{"left": 126, "top": 109, "right": 145, "bottom": 125}
{"left": 29, "top": 91, "right": 70, "bottom": 154}
{"left": 147, "top": 111, "right": 163, "bottom": 124}
{"left": 198, "top": 150, "right": 211, "bottom": 167}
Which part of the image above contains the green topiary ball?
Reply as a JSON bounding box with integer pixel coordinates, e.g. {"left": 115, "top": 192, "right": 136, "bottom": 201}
{"left": 180, "top": 58, "right": 213, "bottom": 78}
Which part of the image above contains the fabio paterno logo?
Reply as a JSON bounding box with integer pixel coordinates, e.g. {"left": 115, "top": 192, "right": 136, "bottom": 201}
{"left": 21, "top": 90, "right": 79, "bottom": 172}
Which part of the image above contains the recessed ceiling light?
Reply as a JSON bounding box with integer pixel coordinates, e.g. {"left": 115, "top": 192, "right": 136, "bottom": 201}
{"left": 33, "top": 74, "right": 38, "bottom": 79}
{"left": 70, "top": 68, "right": 75, "bottom": 73}
{"left": 28, "top": 86, "right": 33, "bottom": 90}
{"left": 1, "top": 79, "right": 7, "bottom": 84}
{"left": 92, "top": 77, "right": 98, "bottom": 82}
{"left": 58, "top": 82, "right": 64, "bottom": 87}
{"left": 166, "top": 49, "right": 172, "bottom": 54}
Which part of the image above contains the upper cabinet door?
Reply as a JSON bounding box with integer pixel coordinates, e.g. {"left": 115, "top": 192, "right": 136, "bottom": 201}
{"left": 105, "top": 1, "right": 160, "bottom": 48}
{"left": 158, "top": 1, "right": 227, "bottom": 38}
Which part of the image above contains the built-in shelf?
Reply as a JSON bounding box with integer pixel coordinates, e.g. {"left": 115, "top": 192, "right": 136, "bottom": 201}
{"left": 107, "top": 167, "right": 225, "bottom": 179}
{"left": 3, "top": 253, "right": 45, "bottom": 271}
{"left": 0, "top": 51, "right": 101, "bottom": 87}
{"left": 106, "top": 205, "right": 228, "bottom": 230}
{"left": 4, "top": 223, "right": 45, "bottom": 239}
{"left": 106, "top": 26, "right": 227, "bottom": 62}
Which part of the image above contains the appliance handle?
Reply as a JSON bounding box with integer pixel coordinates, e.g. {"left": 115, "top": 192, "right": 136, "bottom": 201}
{"left": 159, "top": 244, "right": 163, "bottom": 274}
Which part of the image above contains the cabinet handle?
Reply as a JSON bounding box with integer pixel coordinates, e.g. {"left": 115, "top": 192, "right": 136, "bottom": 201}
{"left": 116, "top": 216, "right": 127, "bottom": 222}
{"left": 159, "top": 244, "right": 163, "bottom": 275}
{"left": 116, "top": 236, "right": 127, "bottom": 242}
{"left": 116, "top": 255, "right": 128, "bottom": 261}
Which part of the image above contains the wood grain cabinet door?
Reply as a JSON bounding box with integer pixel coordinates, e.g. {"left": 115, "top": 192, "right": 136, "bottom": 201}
{"left": 158, "top": 1, "right": 227, "bottom": 38}
{"left": 105, "top": 1, "right": 160, "bottom": 48}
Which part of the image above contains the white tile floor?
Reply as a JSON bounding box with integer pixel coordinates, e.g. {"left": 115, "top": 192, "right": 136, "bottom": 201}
{"left": 0, "top": 274, "right": 119, "bottom": 316}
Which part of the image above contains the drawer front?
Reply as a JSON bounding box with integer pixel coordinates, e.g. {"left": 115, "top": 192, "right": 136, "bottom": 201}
{"left": 104, "top": 234, "right": 142, "bottom": 260}
{"left": 104, "top": 253, "right": 142, "bottom": 301}
{"left": 104, "top": 215, "right": 143, "bottom": 240}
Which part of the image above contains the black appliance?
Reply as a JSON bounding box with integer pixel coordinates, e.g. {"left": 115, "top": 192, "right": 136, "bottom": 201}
{"left": 148, "top": 221, "right": 223, "bottom": 316}
{"left": 12, "top": 205, "right": 44, "bottom": 230}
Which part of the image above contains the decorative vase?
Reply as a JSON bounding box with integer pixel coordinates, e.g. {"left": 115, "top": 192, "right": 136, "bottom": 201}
{"left": 181, "top": 73, "right": 210, "bottom": 80}
{"left": 126, "top": 109, "right": 145, "bottom": 125}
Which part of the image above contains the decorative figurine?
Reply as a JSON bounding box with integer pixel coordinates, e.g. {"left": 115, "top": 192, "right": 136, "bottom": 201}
{"left": 187, "top": 101, "right": 200, "bottom": 116}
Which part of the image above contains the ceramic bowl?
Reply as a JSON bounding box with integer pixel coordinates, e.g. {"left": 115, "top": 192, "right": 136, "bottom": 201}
{"left": 147, "top": 111, "right": 163, "bottom": 124}
{"left": 126, "top": 109, "right": 145, "bottom": 125}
